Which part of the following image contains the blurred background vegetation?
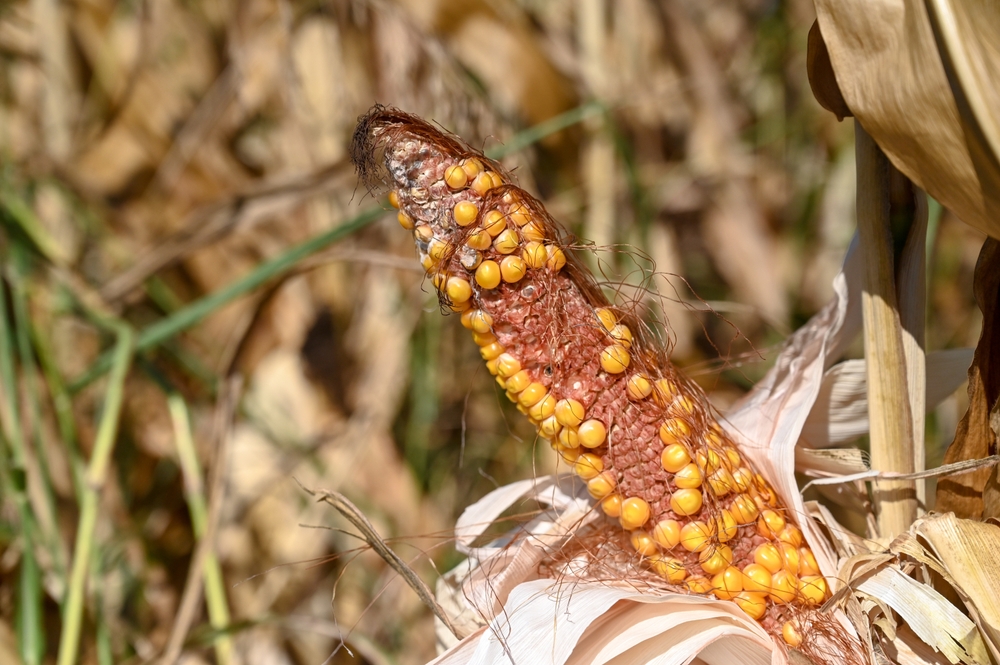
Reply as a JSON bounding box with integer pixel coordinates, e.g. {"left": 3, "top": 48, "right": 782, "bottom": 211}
{"left": 0, "top": 0, "right": 986, "bottom": 663}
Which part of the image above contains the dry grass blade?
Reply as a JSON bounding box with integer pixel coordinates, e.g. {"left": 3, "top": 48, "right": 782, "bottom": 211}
{"left": 300, "top": 483, "right": 463, "bottom": 641}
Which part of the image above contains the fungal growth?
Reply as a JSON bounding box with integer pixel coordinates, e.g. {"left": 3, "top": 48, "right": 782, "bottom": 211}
{"left": 351, "top": 106, "right": 829, "bottom": 648}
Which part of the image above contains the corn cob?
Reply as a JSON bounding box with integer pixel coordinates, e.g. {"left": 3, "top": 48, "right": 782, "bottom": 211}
{"left": 351, "top": 106, "right": 829, "bottom": 646}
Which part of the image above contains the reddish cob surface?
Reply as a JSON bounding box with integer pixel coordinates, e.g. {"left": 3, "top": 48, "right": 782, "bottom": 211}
{"left": 351, "top": 106, "right": 829, "bottom": 646}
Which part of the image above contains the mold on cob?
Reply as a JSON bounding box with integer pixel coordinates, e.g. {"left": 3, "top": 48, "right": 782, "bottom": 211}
{"left": 351, "top": 106, "right": 830, "bottom": 647}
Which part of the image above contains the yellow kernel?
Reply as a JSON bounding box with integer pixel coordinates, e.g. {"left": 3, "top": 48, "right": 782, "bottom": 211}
{"left": 466, "top": 229, "right": 492, "bottom": 250}
{"left": 711, "top": 566, "right": 744, "bottom": 600}
{"left": 415, "top": 224, "right": 434, "bottom": 241}
{"left": 686, "top": 576, "right": 713, "bottom": 594}
{"left": 468, "top": 310, "right": 493, "bottom": 334}
{"left": 779, "top": 525, "right": 804, "bottom": 548}
{"left": 471, "top": 172, "right": 494, "bottom": 196}
{"left": 670, "top": 488, "right": 703, "bottom": 516}
{"left": 482, "top": 209, "right": 505, "bottom": 237}
{"left": 650, "top": 555, "right": 688, "bottom": 583}
{"left": 742, "top": 564, "right": 773, "bottom": 593}
{"left": 658, "top": 419, "right": 691, "bottom": 445}
{"left": 660, "top": 444, "right": 691, "bottom": 475}
{"left": 528, "top": 394, "right": 556, "bottom": 421}
{"left": 679, "top": 520, "right": 714, "bottom": 553}
{"left": 675, "top": 463, "right": 704, "bottom": 490}
{"left": 496, "top": 375, "right": 507, "bottom": 389}
{"left": 479, "top": 342, "right": 504, "bottom": 361}
{"left": 800, "top": 548, "right": 820, "bottom": 576}
{"left": 577, "top": 419, "right": 607, "bottom": 448}
{"left": 472, "top": 331, "right": 497, "bottom": 346}
{"left": 730, "top": 494, "right": 759, "bottom": 524}
{"left": 652, "top": 520, "right": 681, "bottom": 549}
{"left": 620, "top": 497, "right": 651, "bottom": 530}
{"left": 557, "top": 427, "right": 579, "bottom": 448}
{"left": 460, "top": 309, "right": 477, "bottom": 329}
{"left": 595, "top": 308, "right": 617, "bottom": 331}
{"left": 734, "top": 592, "right": 768, "bottom": 620}
{"left": 522, "top": 221, "right": 546, "bottom": 242}
{"left": 671, "top": 395, "right": 695, "bottom": 415}
{"left": 601, "top": 494, "right": 622, "bottom": 517}
{"left": 769, "top": 570, "right": 798, "bottom": 604}
{"left": 574, "top": 453, "right": 604, "bottom": 480}
{"left": 397, "top": 210, "right": 414, "bottom": 229}
{"left": 446, "top": 277, "right": 472, "bottom": 304}
{"left": 600, "top": 345, "right": 630, "bottom": 373}
{"left": 545, "top": 245, "right": 566, "bottom": 270}
{"left": 421, "top": 254, "right": 435, "bottom": 272}
{"left": 495, "top": 353, "right": 521, "bottom": 378}
{"left": 782, "top": 620, "right": 804, "bottom": 648}
{"left": 538, "top": 415, "right": 561, "bottom": 438}
{"left": 587, "top": 470, "right": 616, "bottom": 499}
{"left": 449, "top": 299, "right": 470, "bottom": 313}
{"left": 461, "top": 158, "right": 483, "bottom": 181}
{"left": 627, "top": 374, "right": 653, "bottom": 400}
{"left": 432, "top": 272, "right": 447, "bottom": 290}
{"left": 517, "top": 382, "right": 547, "bottom": 407}
{"left": 489, "top": 172, "right": 503, "bottom": 188}
{"left": 754, "top": 543, "right": 783, "bottom": 574}
{"left": 699, "top": 544, "right": 733, "bottom": 575}
{"left": 485, "top": 359, "right": 499, "bottom": 375}
{"left": 388, "top": 190, "right": 400, "bottom": 208}
{"left": 494, "top": 229, "right": 519, "bottom": 254}
{"left": 445, "top": 165, "right": 469, "bottom": 190}
{"left": 732, "top": 467, "right": 753, "bottom": 492}
{"left": 558, "top": 446, "right": 581, "bottom": 464}
{"left": 696, "top": 449, "right": 721, "bottom": 475}
{"left": 630, "top": 530, "right": 658, "bottom": 557}
{"left": 475, "top": 260, "right": 501, "bottom": 289}
{"left": 708, "top": 467, "right": 736, "bottom": 497}
{"left": 509, "top": 205, "right": 530, "bottom": 227}
{"left": 798, "top": 575, "right": 828, "bottom": 605}
{"left": 757, "top": 510, "right": 786, "bottom": 538}
{"left": 521, "top": 241, "right": 548, "bottom": 269}
{"left": 716, "top": 509, "right": 738, "bottom": 542}
{"left": 609, "top": 324, "right": 633, "bottom": 349}
{"left": 725, "top": 448, "right": 741, "bottom": 470}
{"left": 505, "top": 370, "right": 530, "bottom": 393}
{"left": 652, "top": 378, "right": 677, "bottom": 406}
{"left": 428, "top": 239, "right": 449, "bottom": 262}
{"left": 453, "top": 200, "right": 478, "bottom": 226}
{"left": 779, "top": 542, "right": 800, "bottom": 576}
{"left": 500, "top": 256, "right": 527, "bottom": 282}
{"left": 554, "top": 399, "right": 585, "bottom": 428}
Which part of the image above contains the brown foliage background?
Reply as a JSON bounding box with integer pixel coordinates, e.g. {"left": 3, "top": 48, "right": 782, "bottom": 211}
{"left": 0, "top": 0, "right": 986, "bottom": 663}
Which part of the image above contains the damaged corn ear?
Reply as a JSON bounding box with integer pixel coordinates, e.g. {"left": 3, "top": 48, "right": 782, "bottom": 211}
{"left": 351, "top": 106, "right": 830, "bottom": 637}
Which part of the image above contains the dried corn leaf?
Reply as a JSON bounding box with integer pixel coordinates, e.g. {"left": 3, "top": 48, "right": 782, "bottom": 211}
{"left": 813, "top": 0, "right": 1000, "bottom": 238}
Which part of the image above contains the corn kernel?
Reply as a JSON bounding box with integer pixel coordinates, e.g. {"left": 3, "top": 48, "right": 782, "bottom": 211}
{"left": 521, "top": 241, "right": 548, "bottom": 269}
{"left": 587, "top": 470, "right": 616, "bottom": 499}
{"left": 467, "top": 310, "right": 493, "bottom": 334}
{"left": 453, "top": 200, "right": 478, "bottom": 226}
{"left": 754, "top": 543, "right": 783, "bottom": 574}
{"left": 475, "top": 260, "right": 501, "bottom": 289}
{"left": 505, "top": 370, "right": 530, "bottom": 393}
{"left": 578, "top": 419, "right": 607, "bottom": 448}
{"left": 500, "top": 256, "right": 526, "bottom": 283}
{"left": 627, "top": 374, "right": 653, "bottom": 400}
{"left": 461, "top": 158, "right": 483, "bottom": 181}
{"left": 428, "top": 239, "right": 450, "bottom": 262}
{"left": 521, "top": 221, "right": 545, "bottom": 242}
{"left": 545, "top": 245, "right": 566, "bottom": 270}
{"left": 509, "top": 204, "right": 530, "bottom": 227}
{"left": 798, "top": 575, "right": 828, "bottom": 605}
{"left": 630, "top": 530, "right": 658, "bottom": 557}
{"left": 479, "top": 342, "right": 504, "bottom": 361}
{"left": 600, "top": 345, "right": 630, "bottom": 373}
{"left": 517, "top": 382, "right": 547, "bottom": 407}
{"left": 661, "top": 443, "right": 691, "bottom": 473}
{"left": 670, "top": 488, "right": 703, "bottom": 517}
{"left": 699, "top": 544, "right": 733, "bottom": 575}
{"left": 769, "top": 570, "right": 798, "bottom": 604}
{"left": 446, "top": 277, "right": 472, "bottom": 304}
{"left": 653, "top": 378, "right": 677, "bottom": 406}
{"left": 388, "top": 190, "right": 400, "bottom": 208}
{"left": 782, "top": 620, "right": 803, "bottom": 648}
{"left": 620, "top": 497, "right": 651, "bottom": 530}
{"left": 557, "top": 427, "right": 579, "bottom": 448}
{"left": 724, "top": 448, "right": 741, "bottom": 470}
{"left": 652, "top": 519, "right": 681, "bottom": 549}
{"left": 696, "top": 449, "right": 721, "bottom": 475}
{"left": 527, "top": 393, "right": 556, "bottom": 421}
{"left": 398, "top": 210, "right": 414, "bottom": 229}
{"left": 757, "top": 510, "right": 786, "bottom": 538}
{"left": 671, "top": 395, "right": 695, "bottom": 415}
{"left": 485, "top": 358, "right": 499, "bottom": 375}
{"left": 658, "top": 418, "right": 690, "bottom": 445}
{"left": 650, "top": 555, "right": 688, "bottom": 583}
{"left": 675, "top": 463, "right": 704, "bottom": 489}
{"left": 601, "top": 494, "right": 622, "bottom": 517}
{"left": 716, "top": 509, "right": 738, "bottom": 542}
{"left": 554, "top": 399, "right": 585, "bottom": 428}
{"left": 460, "top": 309, "right": 477, "bottom": 329}
{"left": 609, "top": 324, "right": 633, "bottom": 349}
{"left": 733, "top": 592, "right": 767, "bottom": 620}
{"left": 471, "top": 172, "right": 494, "bottom": 196}
{"left": 686, "top": 576, "right": 713, "bottom": 594}
{"left": 483, "top": 210, "right": 506, "bottom": 236}
{"left": 538, "top": 415, "right": 561, "bottom": 438}
{"left": 730, "top": 494, "right": 759, "bottom": 524}
{"left": 711, "top": 566, "right": 743, "bottom": 600}
{"left": 732, "top": 467, "right": 753, "bottom": 492}
{"left": 496, "top": 375, "right": 507, "bottom": 389}
{"left": 779, "top": 525, "right": 804, "bottom": 548}
{"left": 414, "top": 225, "right": 434, "bottom": 241}
{"left": 472, "top": 330, "right": 497, "bottom": 346}
{"left": 708, "top": 467, "right": 736, "bottom": 497}
{"left": 489, "top": 172, "right": 503, "bottom": 188}
{"left": 800, "top": 547, "right": 820, "bottom": 576}
{"left": 445, "top": 165, "right": 469, "bottom": 190}
{"left": 779, "top": 542, "right": 800, "bottom": 576}
{"left": 466, "top": 229, "right": 492, "bottom": 250}
{"left": 574, "top": 453, "right": 603, "bottom": 480}
{"left": 595, "top": 308, "right": 617, "bottom": 331}
{"left": 679, "top": 520, "right": 713, "bottom": 553}
{"left": 741, "top": 564, "right": 773, "bottom": 593}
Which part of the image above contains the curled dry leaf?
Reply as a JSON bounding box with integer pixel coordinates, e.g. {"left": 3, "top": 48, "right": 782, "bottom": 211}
{"left": 812, "top": 0, "right": 1000, "bottom": 238}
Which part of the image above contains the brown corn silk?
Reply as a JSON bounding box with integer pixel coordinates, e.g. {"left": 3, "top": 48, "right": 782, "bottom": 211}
{"left": 351, "top": 106, "right": 829, "bottom": 646}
